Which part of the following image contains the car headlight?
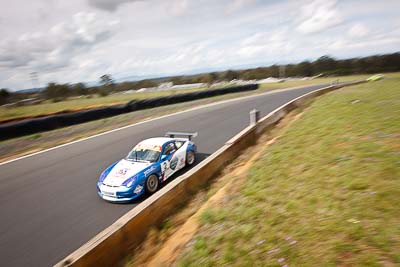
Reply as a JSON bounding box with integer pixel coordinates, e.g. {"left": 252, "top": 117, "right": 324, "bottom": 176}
{"left": 124, "top": 175, "right": 138, "bottom": 188}
{"left": 99, "top": 171, "right": 107, "bottom": 182}
{"left": 126, "top": 179, "right": 135, "bottom": 187}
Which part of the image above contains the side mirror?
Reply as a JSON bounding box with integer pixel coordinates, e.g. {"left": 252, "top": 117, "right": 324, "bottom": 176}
{"left": 161, "top": 154, "right": 168, "bottom": 161}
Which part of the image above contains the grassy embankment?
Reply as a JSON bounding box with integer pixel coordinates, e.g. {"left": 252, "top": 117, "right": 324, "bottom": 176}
{"left": 176, "top": 76, "right": 400, "bottom": 266}
{"left": 0, "top": 73, "right": 377, "bottom": 123}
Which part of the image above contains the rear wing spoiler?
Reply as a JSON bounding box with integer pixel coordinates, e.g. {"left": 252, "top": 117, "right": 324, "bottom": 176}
{"left": 165, "top": 131, "right": 198, "bottom": 141}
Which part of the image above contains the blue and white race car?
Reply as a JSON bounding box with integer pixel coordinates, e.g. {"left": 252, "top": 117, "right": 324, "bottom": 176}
{"left": 97, "top": 132, "right": 197, "bottom": 202}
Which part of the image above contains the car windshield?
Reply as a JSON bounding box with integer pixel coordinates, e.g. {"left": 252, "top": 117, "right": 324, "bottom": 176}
{"left": 126, "top": 148, "right": 160, "bottom": 163}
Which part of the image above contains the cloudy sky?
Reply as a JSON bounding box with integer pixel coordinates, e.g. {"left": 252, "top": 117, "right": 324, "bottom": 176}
{"left": 0, "top": 0, "right": 399, "bottom": 90}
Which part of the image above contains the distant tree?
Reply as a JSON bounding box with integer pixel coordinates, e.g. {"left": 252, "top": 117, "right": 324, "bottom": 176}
{"left": 0, "top": 88, "right": 11, "bottom": 105}
{"left": 31, "top": 52, "right": 400, "bottom": 101}
{"left": 296, "top": 61, "right": 314, "bottom": 77}
{"left": 115, "top": 81, "right": 135, "bottom": 92}
{"left": 42, "top": 83, "right": 70, "bottom": 100}
{"left": 200, "top": 72, "right": 218, "bottom": 86}
{"left": 72, "top": 83, "right": 89, "bottom": 95}
{"left": 171, "top": 76, "right": 185, "bottom": 85}
{"left": 100, "top": 74, "right": 114, "bottom": 87}
{"left": 98, "top": 74, "right": 115, "bottom": 96}
{"left": 269, "top": 65, "right": 280, "bottom": 77}
{"left": 313, "top": 55, "right": 337, "bottom": 74}
{"left": 336, "top": 59, "right": 353, "bottom": 75}
{"left": 239, "top": 71, "right": 252, "bottom": 81}
{"left": 382, "top": 53, "right": 400, "bottom": 72}
{"left": 188, "top": 76, "right": 201, "bottom": 84}
{"left": 284, "top": 64, "right": 296, "bottom": 77}
{"left": 220, "top": 70, "right": 239, "bottom": 81}
{"left": 135, "top": 79, "right": 157, "bottom": 89}
{"left": 98, "top": 89, "right": 110, "bottom": 97}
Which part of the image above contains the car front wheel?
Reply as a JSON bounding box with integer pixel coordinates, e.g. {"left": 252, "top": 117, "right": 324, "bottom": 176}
{"left": 145, "top": 174, "right": 159, "bottom": 194}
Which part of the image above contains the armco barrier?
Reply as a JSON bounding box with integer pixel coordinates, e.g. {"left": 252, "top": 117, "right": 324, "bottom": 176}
{"left": 55, "top": 82, "right": 363, "bottom": 267}
{"left": 0, "top": 84, "right": 258, "bottom": 141}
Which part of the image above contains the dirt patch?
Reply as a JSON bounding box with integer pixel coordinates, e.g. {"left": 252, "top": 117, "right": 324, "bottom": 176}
{"left": 125, "top": 108, "right": 307, "bottom": 267}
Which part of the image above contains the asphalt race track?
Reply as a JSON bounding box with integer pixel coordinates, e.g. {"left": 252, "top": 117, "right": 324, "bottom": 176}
{"left": 0, "top": 84, "right": 331, "bottom": 266}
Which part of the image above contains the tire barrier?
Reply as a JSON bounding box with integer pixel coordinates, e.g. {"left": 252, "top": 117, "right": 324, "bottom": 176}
{"left": 0, "top": 84, "right": 258, "bottom": 141}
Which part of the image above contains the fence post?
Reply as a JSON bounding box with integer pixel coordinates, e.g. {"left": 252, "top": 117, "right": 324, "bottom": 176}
{"left": 249, "top": 109, "right": 259, "bottom": 125}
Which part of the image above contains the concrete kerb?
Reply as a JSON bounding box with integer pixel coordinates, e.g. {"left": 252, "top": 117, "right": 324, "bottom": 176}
{"left": 55, "top": 82, "right": 363, "bottom": 267}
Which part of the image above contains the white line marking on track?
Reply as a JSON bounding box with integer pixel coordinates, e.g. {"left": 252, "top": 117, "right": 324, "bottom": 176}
{"left": 0, "top": 84, "right": 323, "bottom": 166}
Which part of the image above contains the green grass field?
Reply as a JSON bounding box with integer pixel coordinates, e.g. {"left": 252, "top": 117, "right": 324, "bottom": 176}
{"left": 177, "top": 76, "right": 400, "bottom": 266}
{"left": 0, "top": 73, "right": 383, "bottom": 122}
{"left": 0, "top": 87, "right": 209, "bottom": 122}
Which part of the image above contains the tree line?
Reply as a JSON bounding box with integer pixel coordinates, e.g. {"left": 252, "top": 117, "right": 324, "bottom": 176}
{"left": 1, "top": 52, "right": 399, "bottom": 104}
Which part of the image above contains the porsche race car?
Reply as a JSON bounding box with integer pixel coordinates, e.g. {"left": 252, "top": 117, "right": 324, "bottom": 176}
{"left": 97, "top": 132, "right": 197, "bottom": 202}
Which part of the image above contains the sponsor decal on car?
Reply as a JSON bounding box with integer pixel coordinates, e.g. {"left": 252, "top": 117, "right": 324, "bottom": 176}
{"left": 97, "top": 135, "right": 197, "bottom": 202}
{"left": 144, "top": 166, "right": 157, "bottom": 176}
{"left": 135, "top": 143, "right": 162, "bottom": 152}
{"left": 134, "top": 185, "right": 143, "bottom": 194}
{"left": 170, "top": 157, "right": 178, "bottom": 170}
{"left": 117, "top": 168, "right": 128, "bottom": 176}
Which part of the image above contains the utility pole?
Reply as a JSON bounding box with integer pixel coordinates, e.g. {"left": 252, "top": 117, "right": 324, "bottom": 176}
{"left": 279, "top": 65, "right": 286, "bottom": 79}
{"left": 30, "top": 72, "right": 40, "bottom": 91}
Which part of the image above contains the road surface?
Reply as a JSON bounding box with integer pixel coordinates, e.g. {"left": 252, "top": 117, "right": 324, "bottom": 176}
{"left": 0, "top": 84, "right": 330, "bottom": 266}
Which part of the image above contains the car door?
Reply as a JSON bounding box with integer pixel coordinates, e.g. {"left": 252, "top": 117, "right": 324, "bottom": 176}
{"left": 173, "top": 140, "right": 187, "bottom": 171}
{"left": 160, "top": 142, "right": 177, "bottom": 180}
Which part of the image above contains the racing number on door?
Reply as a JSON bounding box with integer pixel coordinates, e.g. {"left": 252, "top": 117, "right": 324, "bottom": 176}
{"left": 162, "top": 142, "right": 179, "bottom": 180}
{"left": 162, "top": 161, "right": 169, "bottom": 172}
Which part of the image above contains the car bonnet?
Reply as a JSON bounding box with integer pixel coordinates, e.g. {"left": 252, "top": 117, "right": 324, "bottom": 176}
{"left": 103, "top": 159, "right": 150, "bottom": 187}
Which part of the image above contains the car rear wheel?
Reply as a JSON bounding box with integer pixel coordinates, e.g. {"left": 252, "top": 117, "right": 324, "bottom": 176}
{"left": 186, "top": 151, "right": 195, "bottom": 166}
{"left": 145, "top": 174, "right": 159, "bottom": 194}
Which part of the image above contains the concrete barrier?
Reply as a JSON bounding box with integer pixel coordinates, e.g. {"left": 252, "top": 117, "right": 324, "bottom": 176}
{"left": 55, "top": 82, "right": 363, "bottom": 267}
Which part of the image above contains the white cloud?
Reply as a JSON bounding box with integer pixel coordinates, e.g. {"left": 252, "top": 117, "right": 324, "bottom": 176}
{"left": 1, "top": 0, "right": 400, "bottom": 90}
{"left": 347, "top": 23, "right": 369, "bottom": 38}
{"left": 238, "top": 28, "right": 293, "bottom": 59}
{"left": 296, "top": 0, "right": 343, "bottom": 34}
{"left": 87, "top": 0, "right": 143, "bottom": 12}
{"left": 329, "top": 35, "right": 400, "bottom": 51}
{"left": 169, "top": 0, "right": 189, "bottom": 16}
{"left": 226, "top": 0, "right": 256, "bottom": 14}
{"left": 0, "top": 12, "right": 119, "bottom": 71}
